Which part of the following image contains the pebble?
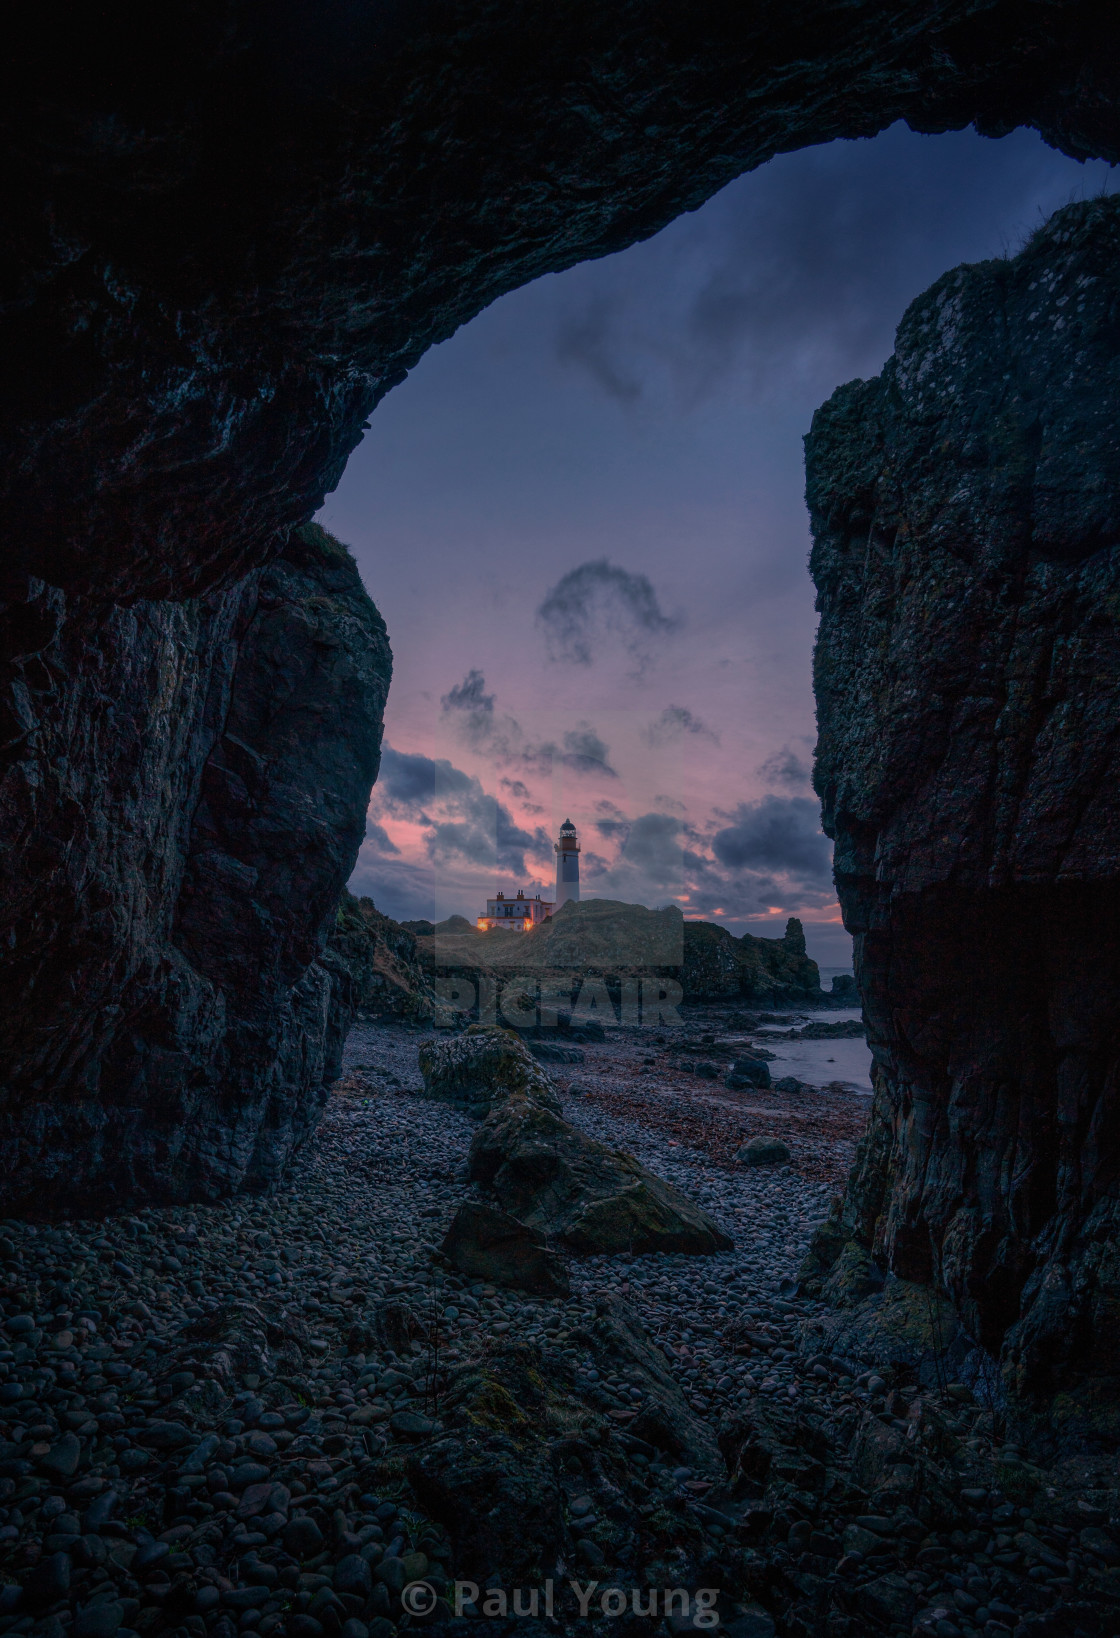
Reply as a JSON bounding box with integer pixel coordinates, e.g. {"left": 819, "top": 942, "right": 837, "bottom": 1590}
{"left": 0, "top": 1013, "right": 1112, "bottom": 1638}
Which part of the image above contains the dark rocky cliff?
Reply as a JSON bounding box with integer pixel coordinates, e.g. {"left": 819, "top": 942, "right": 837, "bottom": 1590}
{"left": 682, "top": 916, "right": 823, "bottom": 1004}
{"left": 807, "top": 197, "right": 1120, "bottom": 1440}
{"left": 0, "top": 525, "right": 390, "bottom": 1216}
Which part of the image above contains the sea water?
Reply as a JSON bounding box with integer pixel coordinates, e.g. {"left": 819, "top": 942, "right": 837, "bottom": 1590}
{"left": 731, "top": 1002, "right": 873, "bottom": 1095}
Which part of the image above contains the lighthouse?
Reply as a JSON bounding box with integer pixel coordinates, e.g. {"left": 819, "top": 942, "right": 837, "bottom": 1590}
{"left": 554, "top": 817, "right": 581, "bottom": 909}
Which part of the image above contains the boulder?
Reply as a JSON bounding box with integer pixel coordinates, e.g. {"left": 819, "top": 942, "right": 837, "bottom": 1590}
{"left": 418, "top": 1025, "right": 562, "bottom": 1117}
{"left": 729, "top": 1058, "right": 771, "bottom": 1088}
{"left": 797, "top": 1275, "right": 976, "bottom": 1394}
{"left": 440, "top": 1201, "right": 570, "bottom": 1295}
{"left": 407, "top": 1302, "right": 718, "bottom": 1583}
{"left": 529, "top": 1042, "right": 585, "bottom": 1064}
{"left": 820, "top": 1241, "right": 885, "bottom": 1307}
{"left": 735, "top": 1136, "right": 790, "bottom": 1167}
{"left": 469, "top": 1097, "right": 732, "bottom": 1256}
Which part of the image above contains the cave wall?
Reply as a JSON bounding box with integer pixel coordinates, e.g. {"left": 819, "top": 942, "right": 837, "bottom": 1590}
{"left": 0, "top": 526, "right": 390, "bottom": 1215}
{"left": 3, "top": 2, "right": 1120, "bottom": 1221}
{"left": 807, "top": 197, "right": 1120, "bottom": 1435}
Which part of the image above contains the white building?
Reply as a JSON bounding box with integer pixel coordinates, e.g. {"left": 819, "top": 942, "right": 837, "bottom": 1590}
{"left": 476, "top": 888, "right": 553, "bottom": 932}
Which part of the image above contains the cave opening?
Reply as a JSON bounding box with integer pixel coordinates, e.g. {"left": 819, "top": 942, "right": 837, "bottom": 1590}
{"left": 323, "top": 119, "right": 1117, "bottom": 966}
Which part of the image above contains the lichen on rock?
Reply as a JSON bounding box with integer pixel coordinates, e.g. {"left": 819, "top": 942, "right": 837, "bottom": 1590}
{"left": 419, "top": 1024, "right": 562, "bottom": 1116}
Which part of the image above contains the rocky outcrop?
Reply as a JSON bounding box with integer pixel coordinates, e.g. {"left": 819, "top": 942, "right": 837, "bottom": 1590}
{"left": 683, "top": 917, "right": 824, "bottom": 1004}
{"left": 440, "top": 1201, "right": 570, "bottom": 1295}
{"left": 327, "top": 890, "right": 435, "bottom": 1024}
{"left": 0, "top": 525, "right": 389, "bottom": 1215}
{"left": 420, "top": 904, "right": 824, "bottom": 1011}
{"left": 807, "top": 197, "right": 1120, "bottom": 1441}
{"left": 423, "top": 1026, "right": 732, "bottom": 1256}
{"left": 419, "top": 1024, "right": 563, "bottom": 1117}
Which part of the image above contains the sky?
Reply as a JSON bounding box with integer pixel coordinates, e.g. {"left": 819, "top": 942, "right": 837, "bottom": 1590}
{"left": 319, "top": 122, "right": 1118, "bottom": 971}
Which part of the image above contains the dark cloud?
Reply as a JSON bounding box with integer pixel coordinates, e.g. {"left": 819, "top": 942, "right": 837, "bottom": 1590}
{"left": 644, "top": 704, "right": 719, "bottom": 747}
{"left": 363, "top": 819, "right": 400, "bottom": 855}
{"left": 348, "top": 853, "right": 438, "bottom": 925}
{"left": 555, "top": 296, "right": 642, "bottom": 404}
{"left": 561, "top": 724, "right": 615, "bottom": 775}
{"left": 585, "top": 812, "right": 686, "bottom": 905}
{"left": 499, "top": 776, "right": 545, "bottom": 813}
{"left": 711, "top": 796, "right": 832, "bottom": 889}
{"left": 441, "top": 669, "right": 617, "bottom": 777}
{"left": 756, "top": 744, "right": 812, "bottom": 789}
{"left": 579, "top": 798, "right": 836, "bottom": 920}
{"left": 441, "top": 668, "right": 494, "bottom": 715}
{"left": 617, "top": 812, "right": 685, "bottom": 878}
{"left": 376, "top": 746, "right": 453, "bottom": 817}
{"left": 536, "top": 559, "right": 680, "bottom": 671}
{"left": 553, "top": 124, "right": 1120, "bottom": 409}
{"left": 440, "top": 667, "right": 505, "bottom": 755}
{"left": 374, "top": 745, "right": 549, "bottom": 877}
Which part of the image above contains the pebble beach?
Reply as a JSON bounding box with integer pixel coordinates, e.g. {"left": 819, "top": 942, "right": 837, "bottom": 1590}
{"left": 0, "top": 1015, "right": 1116, "bottom": 1638}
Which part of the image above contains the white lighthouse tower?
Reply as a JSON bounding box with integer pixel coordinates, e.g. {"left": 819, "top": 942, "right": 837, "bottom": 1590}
{"left": 554, "top": 818, "right": 581, "bottom": 910}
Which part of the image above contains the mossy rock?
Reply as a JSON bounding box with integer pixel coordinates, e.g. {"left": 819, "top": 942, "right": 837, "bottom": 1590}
{"left": 469, "top": 1094, "right": 732, "bottom": 1256}
{"left": 821, "top": 1241, "right": 885, "bottom": 1308}
{"left": 800, "top": 1274, "right": 969, "bottom": 1390}
{"left": 441, "top": 1200, "right": 569, "bottom": 1294}
{"left": 418, "top": 1024, "right": 561, "bottom": 1115}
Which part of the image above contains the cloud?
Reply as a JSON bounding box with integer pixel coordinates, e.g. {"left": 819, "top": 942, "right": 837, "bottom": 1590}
{"left": 617, "top": 812, "right": 685, "bottom": 879}
{"left": 347, "top": 852, "right": 437, "bottom": 925}
{"left": 560, "top": 724, "right": 615, "bottom": 775}
{"left": 363, "top": 819, "right": 400, "bottom": 855}
{"left": 576, "top": 794, "right": 837, "bottom": 921}
{"left": 441, "top": 668, "right": 495, "bottom": 716}
{"left": 555, "top": 296, "right": 643, "bottom": 404}
{"left": 643, "top": 704, "right": 719, "bottom": 747}
{"left": 711, "top": 796, "right": 832, "bottom": 890}
{"left": 552, "top": 123, "right": 1120, "bottom": 410}
{"left": 440, "top": 667, "right": 507, "bottom": 755}
{"left": 499, "top": 776, "right": 545, "bottom": 813}
{"left": 585, "top": 811, "right": 686, "bottom": 904}
{"left": 373, "top": 745, "right": 550, "bottom": 877}
{"left": 756, "top": 744, "right": 812, "bottom": 789}
{"left": 535, "top": 559, "right": 680, "bottom": 671}
{"left": 440, "top": 668, "right": 617, "bottom": 777}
